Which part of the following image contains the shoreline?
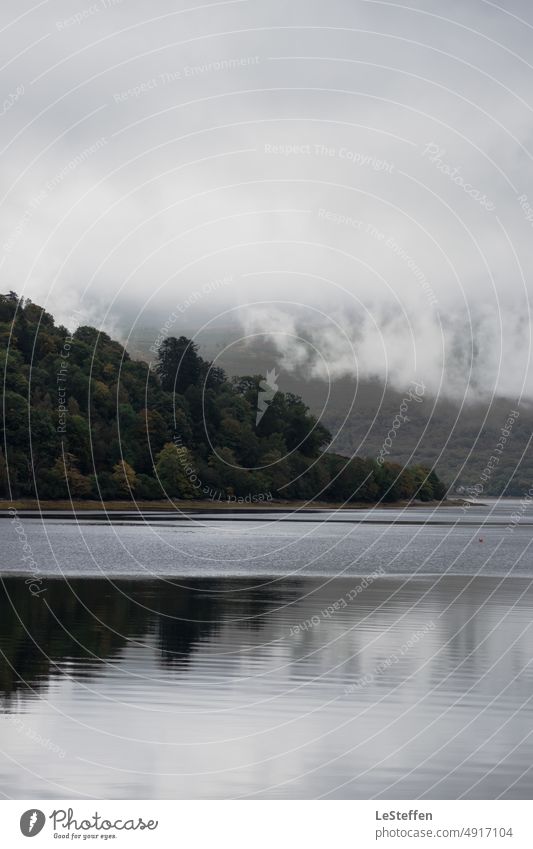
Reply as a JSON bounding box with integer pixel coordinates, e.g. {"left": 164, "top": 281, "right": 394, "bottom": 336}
{"left": 0, "top": 571, "right": 528, "bottom": 583}
{"left": 0, "top": 497, "right": 467, "bottom": 516}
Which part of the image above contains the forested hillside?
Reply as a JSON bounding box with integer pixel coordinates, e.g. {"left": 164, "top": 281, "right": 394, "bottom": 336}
{"left": 126, "top": 322, "right": 532, "bottom": 498}
{"left": 0, "top": 292, "right": 446, "bottom": 504}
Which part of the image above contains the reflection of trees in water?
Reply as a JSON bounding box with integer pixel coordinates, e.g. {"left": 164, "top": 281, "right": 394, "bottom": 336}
{"left": 156, "top": 579, "right": 292, "bottom": 664}
{"left": 0, "top": 578, "right": 299, "bottom": 706}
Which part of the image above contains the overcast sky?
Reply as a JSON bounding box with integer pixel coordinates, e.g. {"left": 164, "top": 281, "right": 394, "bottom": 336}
{"left": 1, "top": 0, "right": 533, "bottom": 400}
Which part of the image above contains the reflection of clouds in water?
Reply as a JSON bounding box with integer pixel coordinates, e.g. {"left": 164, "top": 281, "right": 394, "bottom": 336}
{"left": 0, "top": 575, "right": 532, "bottom": 798}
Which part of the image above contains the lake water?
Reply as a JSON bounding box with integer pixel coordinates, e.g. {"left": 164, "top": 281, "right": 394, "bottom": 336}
{"left": 0, "top": 500, "right": 532, "bottom": 578}
{"left": 1, "top": 501, "right": 532, "bottom": 798}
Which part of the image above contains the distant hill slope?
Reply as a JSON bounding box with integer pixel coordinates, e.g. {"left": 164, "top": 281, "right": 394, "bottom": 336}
{"left": 322, "top": 382, "right": 532, "bottom": 497}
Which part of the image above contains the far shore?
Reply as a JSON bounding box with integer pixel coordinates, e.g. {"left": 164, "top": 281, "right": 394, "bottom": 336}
{"left": 0, "top": 497, "right": 469, "bottom": 515}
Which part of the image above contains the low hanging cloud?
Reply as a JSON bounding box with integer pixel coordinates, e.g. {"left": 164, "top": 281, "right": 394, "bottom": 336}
{"left": 0, "top": 0, "right": 532, "bottom": 401}
{"left": 239, "top": 299, "right": 531, "bottom": 403}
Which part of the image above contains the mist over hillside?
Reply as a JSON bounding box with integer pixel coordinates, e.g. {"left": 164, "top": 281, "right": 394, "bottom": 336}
{"left": 124, "top": 323, "right": 533, "bottom": 497}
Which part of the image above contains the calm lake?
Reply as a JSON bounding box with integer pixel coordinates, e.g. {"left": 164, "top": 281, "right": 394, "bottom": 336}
{"left": 1, "top": 501, "right": 532, "bottom": 798}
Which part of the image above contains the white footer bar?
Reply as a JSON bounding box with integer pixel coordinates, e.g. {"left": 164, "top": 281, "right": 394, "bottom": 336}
{"left": 1, "top": 800, "right": 530, "bottom": 848}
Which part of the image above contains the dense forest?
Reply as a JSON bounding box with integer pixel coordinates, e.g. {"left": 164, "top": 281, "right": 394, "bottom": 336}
{"left": 0, "top": 292, "right": 446, "bottom": 504}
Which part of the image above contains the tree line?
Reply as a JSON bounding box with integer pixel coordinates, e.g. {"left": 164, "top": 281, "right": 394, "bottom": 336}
{"left": 0, "top": 292, "right": 446, "bottom": 503}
